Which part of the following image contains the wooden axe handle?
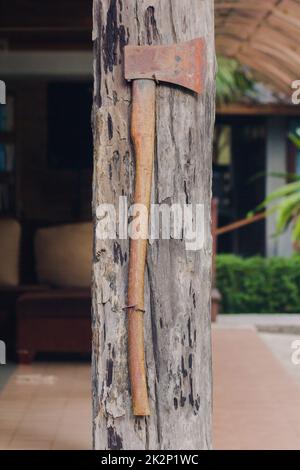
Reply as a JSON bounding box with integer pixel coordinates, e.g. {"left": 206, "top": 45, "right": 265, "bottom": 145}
{"left": 127, "top": 79, "right": 155, "bottom": 416}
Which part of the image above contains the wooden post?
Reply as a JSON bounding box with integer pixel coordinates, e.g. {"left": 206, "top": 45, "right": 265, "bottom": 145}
{"left": 92, "top": 0, "right": 215, "bottom": 450}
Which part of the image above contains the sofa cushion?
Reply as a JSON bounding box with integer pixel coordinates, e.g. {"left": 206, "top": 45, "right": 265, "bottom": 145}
{"left": 17, "top": 289, "right": 91, "bottom": 318}
{"left": 35, "top": 222, "right": 92, "bottom": 288}
{"left": 0, "top": 218, "right": 21, "bottom": 286}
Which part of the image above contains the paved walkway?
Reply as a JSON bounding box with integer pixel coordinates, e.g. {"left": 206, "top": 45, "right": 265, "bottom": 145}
{"left": 260, "top": 332, "right": 300, "bottom": 385}
{"left": 1, "top": 320, "right": 300, "bottom": 449}
{"left": 0, "top": 362, "right": 91, "bottom": 450}
{"left": 212, "top": 327, "right": 300, "bottom": 450}
{"left": 215, "top": 314, "right": 300, "bottom": 333}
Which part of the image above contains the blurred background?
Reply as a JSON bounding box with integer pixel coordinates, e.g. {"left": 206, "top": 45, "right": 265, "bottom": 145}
{"left": 0, "top": 0, "right": 300, "bottom": 450}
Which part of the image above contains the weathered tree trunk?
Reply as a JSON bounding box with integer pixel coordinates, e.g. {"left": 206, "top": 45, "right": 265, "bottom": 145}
{"left": 92, "top": 0, "right": 215, "bottom": 450}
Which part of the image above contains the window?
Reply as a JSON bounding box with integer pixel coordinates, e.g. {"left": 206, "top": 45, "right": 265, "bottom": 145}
{"left": 47, "top": 82, "right": 93, "bottom": 170}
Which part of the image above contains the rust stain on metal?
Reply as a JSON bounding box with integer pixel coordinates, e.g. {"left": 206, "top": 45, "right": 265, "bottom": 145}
{"left": 125, "top": 38, "right": 206, "bottom": 94}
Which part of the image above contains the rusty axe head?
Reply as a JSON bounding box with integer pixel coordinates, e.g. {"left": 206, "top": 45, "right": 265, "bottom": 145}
{"left": 124, "top": 38, "right": 205, "bottom": 94}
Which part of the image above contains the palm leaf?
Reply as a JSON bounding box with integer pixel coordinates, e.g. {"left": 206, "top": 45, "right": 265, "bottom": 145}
{"left": 288, "top": 132, "right": 300, "bottom": 150}
{"left": 292, "top": 215, "right": 300, "bottom": 241}
{"left": 275, "top": 192, "right": 300, "bottom": 234}
{"left": 256, "top": 180, "right": 300, "bottom": 212}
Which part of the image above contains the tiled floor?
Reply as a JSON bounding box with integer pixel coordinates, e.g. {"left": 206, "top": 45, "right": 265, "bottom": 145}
{"left": 0, "top": 362, "right": 91, "bottom": 450}
{"left": 1, "top": 327, "right": 300, "bottom": 450}
{"left": 260, "top": 332, "right": 300, "bottom": 385}
{"left": 212, "top": 328, "right": 300, "bottom": 450}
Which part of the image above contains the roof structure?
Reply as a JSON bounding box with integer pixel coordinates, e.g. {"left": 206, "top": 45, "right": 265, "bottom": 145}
{"left": 0, "top": 1, "right": 299, "bottom": 101}
{"left": 215, "top": 0, "right": 300, "bottom": 96}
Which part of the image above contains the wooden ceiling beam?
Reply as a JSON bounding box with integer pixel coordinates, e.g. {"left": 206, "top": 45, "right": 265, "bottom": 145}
{"left": 255, "top": 25, "right": 299, "bottom": 49}
{"left": 217, "top": 0, "right": 283, "bottom": 54}
{"left": 217, "top": 103, "right": 300, "bottom": 116}
{"left": 0, "top": 0, "right": 92, "bottom": 50}
{"left": 236, "top": 50, "right": 294, "bottom": 93}
{"left": 267, "top": 14, "right": 300, "bottom": 40}
{"left": 215, "top": 0, "right": 275, "bottom": 11}
{"left": 272, "top": 8, "right": 300, "bottom": 30}
{"left": 215, "top": 25, "right": 253, "bottom": 39}
{"left": 215, "top": 0, "right": 300, "bottom": 96}
{"left": 249, "top": 42, "right": 300, "bottom": 77}
{"left": 0, "top": 0, "right": 92, "bottom": 29}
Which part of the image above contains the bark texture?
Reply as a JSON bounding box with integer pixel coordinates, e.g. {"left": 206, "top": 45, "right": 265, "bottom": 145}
{"left": 92, "top": 0, "right": 215, "bottom": 450}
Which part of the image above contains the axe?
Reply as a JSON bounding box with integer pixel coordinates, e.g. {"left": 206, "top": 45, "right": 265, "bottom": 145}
{"left": 124, "top": 38, "right": 205, "bottom": 416}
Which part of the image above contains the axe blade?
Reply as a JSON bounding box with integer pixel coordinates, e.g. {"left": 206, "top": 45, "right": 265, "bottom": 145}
{"left": 124, "top": 38, "right": 206, "bottom": 95}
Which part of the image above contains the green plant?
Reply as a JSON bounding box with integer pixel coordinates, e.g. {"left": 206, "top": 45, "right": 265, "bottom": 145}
{"left": 216, "top": 254, "right": 300, "bottom": 313}
{"left": 252, "top": 131, "right": 300, "bottom": 244}
{"left": 216, "top": 56, "right": 254, "bottom": 104}
{"left": 254, "top": 178, "right": 300, "bottom": 244}
{"left": 288, "top": 128, "right": 300, "bottom": 150}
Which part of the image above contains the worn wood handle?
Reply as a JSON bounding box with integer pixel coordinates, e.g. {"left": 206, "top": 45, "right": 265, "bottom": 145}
{"left": 127, "top": 79, "right": 156, "bottom": 416}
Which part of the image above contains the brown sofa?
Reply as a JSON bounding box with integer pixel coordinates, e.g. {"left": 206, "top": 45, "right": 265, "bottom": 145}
{"left": 0, "top": 219, "right": 42, "bottom": 358}
{"left": 16, "top": 221, "right": 92, "bottom": 363}
{"left": 0, "top": 219, "right": 92, "bottom": 363}
{"left": 0, "top": 284, "right": 47, "bottom": 359}
{"left": 16, "top": 289, "right": 91, "bottom": 363}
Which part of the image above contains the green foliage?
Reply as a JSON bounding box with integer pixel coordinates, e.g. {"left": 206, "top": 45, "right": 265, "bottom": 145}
{"left": 216, "top": 254, "right": 300, "bottom": 313}
{"left": 288, "top": 130, "right": 300, "bottom": 150}
{"left": 255, "top": 179, "right": 300, "bottom": 243}
{"left": 255, "top": 131, "right": 300, "bottom": 243}
{"left": 216, "top": 56, "right": 254, "bottom": 104}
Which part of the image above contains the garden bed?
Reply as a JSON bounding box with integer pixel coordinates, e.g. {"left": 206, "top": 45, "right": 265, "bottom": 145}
{"left": 217, "top": 255, "right": 300, "bottom": 314}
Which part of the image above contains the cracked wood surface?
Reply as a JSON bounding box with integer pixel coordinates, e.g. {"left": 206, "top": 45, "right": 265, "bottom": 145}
{"left": 92, "top": 0, "right": 215, "bottom": 450}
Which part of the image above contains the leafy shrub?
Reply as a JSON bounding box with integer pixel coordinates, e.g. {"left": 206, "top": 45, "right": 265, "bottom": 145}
{"left": 216, "top": 56, "right": 254, "bottom": 104}
{"left": 216, "top": 254, "right": 300, "bottom": 313}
